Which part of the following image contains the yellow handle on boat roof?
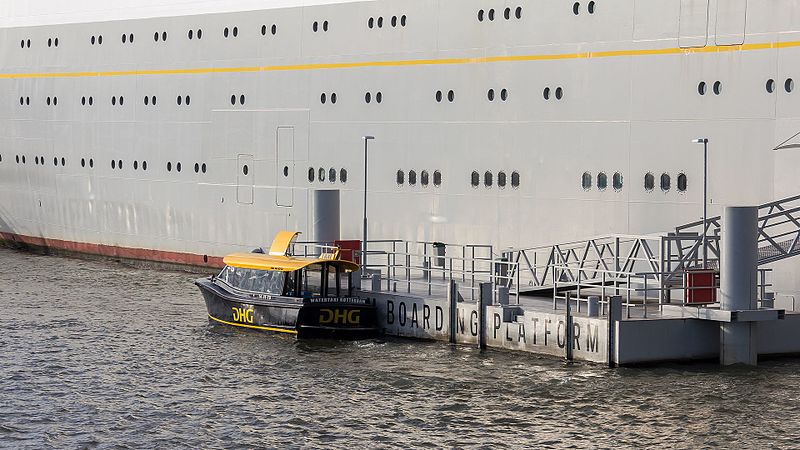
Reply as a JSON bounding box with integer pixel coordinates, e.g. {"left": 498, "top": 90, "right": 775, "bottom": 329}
{"left": 269, "top": 231, "right": 301, "bottom": 256}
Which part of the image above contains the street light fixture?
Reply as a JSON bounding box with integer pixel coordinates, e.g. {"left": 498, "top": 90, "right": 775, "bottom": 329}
{"left": 362, "top": 136, "right": 375, "bottom": 278}
{"left": 692, "top": 138, "right": 709, "bottom": 268}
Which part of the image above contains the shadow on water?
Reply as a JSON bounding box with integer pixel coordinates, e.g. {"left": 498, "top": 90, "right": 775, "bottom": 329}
{"left": 2, "top": 248, "right": 800, "bottom": 448}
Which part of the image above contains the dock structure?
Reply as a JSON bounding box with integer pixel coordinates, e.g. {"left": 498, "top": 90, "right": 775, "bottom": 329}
{"left": 345, "top": 194, "right": 800, "bottom": 366}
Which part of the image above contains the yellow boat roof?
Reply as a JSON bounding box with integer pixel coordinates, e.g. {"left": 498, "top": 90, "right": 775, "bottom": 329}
{"left": 223, "top": 252, "right": 359, "bottom": 273}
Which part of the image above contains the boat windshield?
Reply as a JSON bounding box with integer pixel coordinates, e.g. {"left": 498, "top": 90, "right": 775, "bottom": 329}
{"left": 217, "top": 266, "right": 286, "bottom": 295}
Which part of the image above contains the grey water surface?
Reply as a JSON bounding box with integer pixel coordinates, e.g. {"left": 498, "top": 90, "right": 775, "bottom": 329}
{"left": 1, "top": 248, "right": 799, "bottom": 449}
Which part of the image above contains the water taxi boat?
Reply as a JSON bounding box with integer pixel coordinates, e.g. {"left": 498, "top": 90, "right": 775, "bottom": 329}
{"left": 196, "top": 231, "right": 377, "bottom": 338}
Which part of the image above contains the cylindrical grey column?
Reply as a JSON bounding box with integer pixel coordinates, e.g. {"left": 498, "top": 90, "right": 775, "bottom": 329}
{"left": 720, "top": 206, "right": 758, "bottom": 311}
{"left": 719, "top": 206, "right": 759, "bottom": 366}
{"left": 313, "top": 190, "right": 340, "bottom": 244}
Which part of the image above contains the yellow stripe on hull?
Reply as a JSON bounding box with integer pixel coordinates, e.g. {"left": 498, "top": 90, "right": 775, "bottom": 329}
{"left": 207, "top": 314, "right": 299, "bottom": 335}
{"left": 2, "top": 40, "right": 800, "bottom": 80}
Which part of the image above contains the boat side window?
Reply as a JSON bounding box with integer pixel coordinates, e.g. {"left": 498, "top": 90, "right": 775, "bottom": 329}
{"left": 217, "top": 266, "right": 286, "bottom": 295}
{"left": 302, "top": 265, "right": 324, "bottom": 298}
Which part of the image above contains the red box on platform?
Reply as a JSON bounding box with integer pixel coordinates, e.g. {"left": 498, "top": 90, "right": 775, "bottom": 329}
{"left": 684, "top": 269, "right": 717, "bottom": 304}
{"left": 335, "top": 240, "right": 361, "bottom": 264}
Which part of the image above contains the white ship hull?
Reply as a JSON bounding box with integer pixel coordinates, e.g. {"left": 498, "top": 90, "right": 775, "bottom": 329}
{"left": 1, "top": 0, "right": 799, "bottom": 291}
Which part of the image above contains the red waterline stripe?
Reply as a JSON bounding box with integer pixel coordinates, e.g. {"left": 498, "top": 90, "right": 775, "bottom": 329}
{"left": 0, "top": 232, "right": 224, "bottom": 269}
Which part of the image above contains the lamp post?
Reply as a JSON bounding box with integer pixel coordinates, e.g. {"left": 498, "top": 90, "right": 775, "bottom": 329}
{"left": 362, "top": 136, "right": 375, "bottom": 277}
{"left": 692, "top": 138, "right": 709, "bottom": 268}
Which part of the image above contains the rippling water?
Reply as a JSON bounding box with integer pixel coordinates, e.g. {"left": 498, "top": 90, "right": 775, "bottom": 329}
{"left": 1, "top": 248, "right": 800, "bottom": 449}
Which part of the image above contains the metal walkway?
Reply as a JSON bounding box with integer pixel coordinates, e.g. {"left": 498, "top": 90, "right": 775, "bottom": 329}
{"left": 501, "top": 193, "right": 800, "bottom": 304}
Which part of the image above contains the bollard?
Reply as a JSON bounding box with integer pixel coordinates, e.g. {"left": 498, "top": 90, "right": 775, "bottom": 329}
{"left": 448, "top": 280, "right": 458, "bottom": 344}
{"left": 720, "top": 206, "right": 759, "bottom": 366}
{"left": 588, "top": 295, "right": 600, "bottom": 317}
{"left": 478, "top": 283, "right": 492, "bottom": 350}
{"left": 565, "top": 292, "right": 574, "bottom": 361}
{"left": 607, "top": 296, "right": 622, "bottom": 368}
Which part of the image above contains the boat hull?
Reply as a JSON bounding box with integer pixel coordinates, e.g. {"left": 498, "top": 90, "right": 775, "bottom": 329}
{"left": 196, "top": 278, "right": 378, "bottom": 339}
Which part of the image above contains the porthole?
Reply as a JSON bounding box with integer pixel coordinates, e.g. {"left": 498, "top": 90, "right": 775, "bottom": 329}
{"left": 167, "top": 162, "right": 172, "bottom": 172}
{"left": 504, "top": 7, "right": 511, "bottom": 20}
{"left": 91, "top": 36, "right": 96, "bottom": 45}
{"left": 282, "top": 166, "right": 288, "bottom": 177}
{"left": 500, "top": 89, "right": 508, "bottom": 101}
{"left": 588, "top": 1, "right": 596, "bottom": 14}
{"left": 48, "top": 38, "right": 52, "bottom": 47}
{"left": 409, "top": 170, "right": 417, "bottom": 186}
{"left": 698, "top": 81, "right": 707, "bottom": 95}
{"left": 544, "top": 87, "right": 551, "bottom": 100}
{"left": 515, "top": 6, "right": 523, "bottom": 19}
{"left": 308, "top": 167, "right": 315, "bottom": 182}
{"left": 144, "top": 96, "right": 149, "bottom": 105}
{"left": 35, "top": 156, "right": 39, "bottom": 165}
{"left": 177, "top": 96, "right": 182, "bottom": 106}
{"left": 188, "top": 29, "right": 194, "bottom": 40}
{"left": 162, "top": 32, "right": 167, "bottom": 41}
{"left": 498, "top": 171, "right": 507, "bottom": 188}
{"left": 391, "top": 16, "right": 397, "bottom": 27}
{"left": 448, "top": 90, "right": 455, "bottom": 102}
{"left": 555, "top": 87, "right": 563, "bottom": 100}
{"left": 368, "top": 17, "right": 374, "bottom": 29}
{"left": 271, "top": 25, "right": 277, "bottom": 35}
{"left": 401, "top": 15, "right": 407, "bottom": 26}
{"left": 313, "top": 21, "right": 319, "bottom": 32}
{"left": 488, "top": 89, "right": 495, "bottom": 101}
{"left": 478, "top": 10, "right": 485, "bottom": 22}
{"left": 130, "top": 34, "right": 135, "bottom": 43}
{"left": 47, "top": 97, "right": 51, "bottom": 106}
{"left": 378, "top": 17, "right": 383, "bottom": 28}
{"left": 786, "top": 78, "right": 794, "bottom": 93}
{"left": 433, "top": 170, "right": 442, "bottom": 187}
{"left": 340, "top": 168, "right": 347, "bottom": 183}
{"left": 53, "top": 157, "right": 57, "bottom": 166}
{"left": 111, "top": 160, "right": 116, "bottom": 169}
{"left": 239, "top": 164, "right": 246, "bottom": 176}
{"left": 613, "top": 172, "right": 623, "bottom": 191}
{"left": 185, "top": 96, "right": 190, "bottom": 105}
{"left": 329, "top": 168, "right": 336, "bottom": 183}
{"left": 143, "top": 161, "right": 148, "bottom": 171}
{"left": 201, "top": 163, "right": 206, "bottom": 173}
{"left": 421, "top": 170, "right": 429, "bottom": 186}
{"left": 55, "top": 38, "right": 59, "bottom": 47}
{"left": 376, "top": 92, "right": 383, "bottom": 103}
{"left": 176, "top": 162, "right": 181, "bottom": 172}
{"left": 154, "top": 32, "right": 159, "bottom": 42}
{"left": 134, "top": 161, "right": 139, "bottom": 170}
{"left": 331, "top": 93, "right": 337, "bottom": 104}
{"left": 231, "top": 95, "right": 236, "bottom": 105}
{"left": 365, "top": 92, "right": 372, "bottom": 103}
{"left": 581, "top": 172, "right": 592, "bottom": 190}
{"left": 122, "top": 34, "right": 127, "bottom": 43}
{"left": 82, "top": 97, "right": 86, "bottom": 106}
{"left": 436, "top": 91, "right": 443, "bottom": 103}
{"left": 194, "top": 163, "right": 199, "bottom": 173}
{"left": 318, "top": 168, "right": 326, "bottom": 182}
{"left": 644, "top": 173, "right": 655, "bottom": 191}
{"left": 597, "top": 172, "right": 608, "bottom": 191}
{"left": 488, "top": 9, "right": 495, "bottom": 21}
{"left": 511, "top": 171, "right": 520, "bottom": 188}
{"left": 396, "top": 170, "right": 405, "bottom": 185}
{"left": 197, "top": 30, "right": 202, "bottom": 39}
{"left": 573, "top": 2, "right": 580, "bottom": 15}
{"left": 713, "top": 81, "right": 722, "bottom": 95}
{"left": 81, "top": 158, "right": 86, "bottom": 167}
{"left": 98, "top": 36, "right": 103, "bottom": 45}
{"left": 240, "top": 95, "right": 245, "bottom": 105}
{"left": 151, "top": 96, "right": 156, "bottom": 105}
{"left": 89, "top": 159, "right": 93, "bottom": 168}
{"left": 233, "top": 27, "right": 239, "bottom": 37}
{"left": 484, "top": 171, "right": 493, "bottom": 187}
{"left": 677, "top": 173, "right": 688, "bottom": 192}
{"left": 321, "top": 93, "right": 327, "bottom": 104}
{"left": 112, "top": 96, "right": 117, "bottom": 106}
{"left": 26, "top": 39, "right": 31, "bottom": 48}
{"left": 323, "top": 21, "right": 329, "bottom": 32}
{"left": 766, "top": 79, "right": 776, "bottom": 93}
{"left": 15, "top": 155, "right": 19, "bottom": 164}
{"left": 660, "top": 173, "right": 671, "bottom": 191}
{"left": 471, "top": 171, "right": 480, "bottom": 187}
{"left": 118, "top": 160, "right": 123, "bottom": 169}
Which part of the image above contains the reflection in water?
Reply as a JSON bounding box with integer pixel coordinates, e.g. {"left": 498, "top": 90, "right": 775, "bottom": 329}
{"left": 1, "top": 249, "right": 799, "bottom": 448}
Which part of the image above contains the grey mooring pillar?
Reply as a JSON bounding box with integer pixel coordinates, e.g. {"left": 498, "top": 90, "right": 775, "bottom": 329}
{"left": 313, "top": 190, "right": 340, "bottom": 244}
{"left": 720, "top": 206, "right": 759, "bottom": 366}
